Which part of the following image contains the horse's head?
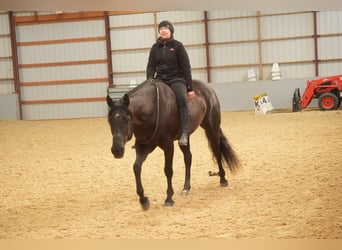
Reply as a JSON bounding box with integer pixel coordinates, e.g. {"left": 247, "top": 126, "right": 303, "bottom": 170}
{"left": 107, "top": 94, "right": 133, "bottom": 158}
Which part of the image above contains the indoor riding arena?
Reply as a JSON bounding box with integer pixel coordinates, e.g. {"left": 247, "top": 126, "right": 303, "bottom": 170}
{"left": 1, "top": 10, "right": 341, "bottom": 239}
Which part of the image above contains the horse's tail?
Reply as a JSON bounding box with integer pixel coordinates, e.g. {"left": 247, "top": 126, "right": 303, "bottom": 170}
{"left": 218, "top": 128, "right": 241, "bottom": 174}
{"left": 204, "top": 125, "right": 241, "bottom": 174}
{"left": 194, "top": 79, "right": 241, "bottom": 174}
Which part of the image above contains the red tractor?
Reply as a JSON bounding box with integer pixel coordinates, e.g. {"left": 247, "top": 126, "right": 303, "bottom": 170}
{"left": 292, "top": 74, "right": 342, "bottom": 111}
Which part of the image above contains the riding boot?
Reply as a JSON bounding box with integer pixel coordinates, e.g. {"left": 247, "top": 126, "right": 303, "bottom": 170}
{"left": 178, "top": 108, "right": 189, "bottom": 146}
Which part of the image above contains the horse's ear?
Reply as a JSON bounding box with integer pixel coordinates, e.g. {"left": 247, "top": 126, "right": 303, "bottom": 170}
{"left": 107, "top": 95, "right": 114, "bottom": 107}
{"left": 123, "top": 94, "right": 130, "bottom": 107}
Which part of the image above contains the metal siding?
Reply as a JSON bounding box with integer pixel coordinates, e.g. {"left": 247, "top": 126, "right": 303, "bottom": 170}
{"left": 21, "top": 82, "right": 107, "bottom": 101}
{"left": 262, "top": 39, "right": 315, "bottom": 63}
{"left": 0, "top": 12, "right": 14, "bottom": 94}
{"left": 261, "top": 13, "right": 314, "bottom": 39}
{"left": 109, "top": 13, "right": 154, "bottom": 26}
{"left": 317, "top": 11, "right": 342, "bottom": 76}
{"left": 0, "top": 79, "right": 15, "bottom": 94}
{"left": 109, "top": 13, "right": 155, "bottom": 86}
{"left": 319, "top": 62, "right": 342, "bottom": 76}
{"left": 211, "top": 68, "right": 252, "bottom": 83}
{"left": 110, "top": 27, "right": 155, "bottom": 50}
{"left": 262, "top": 64, "right": 315, "bottom": 80}
{"left": 156, "top": 11, "right": 203, "bottom": 22}
{"left": 18, "top": 41, "right": 107, "bottom": 64}
{"left": 317, "top": 11, "right": 342, "bottom": 34}
{"left": 209, "top": 18, "right": 258, "bottom": 43}
{"left": 208, "top": 13, "right": 259, "bottom": 82}
{"left": 112, "top": 50, "right": 148, "bottom": 72}
{"left": 22, "top": 102, "right": 107, "bottom": 120}
{"left": 17, "top": 18, "right": 108, "bottom": 120}
{"left": 210, "top": 43, "right": 259, "bottom": 66}
{"left": 20, "top": 64, "right": 107, "bottom": 82}
{"left": 16, "top": 20, "right": 105, "bottom": 42}
{"left": 186, "top": 46, "right": 206, "bottom": 69}
{"left": 208, "top": 11, "right": 257, "bottom": 19}
{"left": 318, "top": 36, "right": 342, "bottom": 60}
{"left": 172, "top": 22, "right": 205, "bottom": 45}
{"left": 112, "top": 73, "right": 146, "bottom": 87}
{"left": 0, "top": 13, "right": 10, "bottom": 34}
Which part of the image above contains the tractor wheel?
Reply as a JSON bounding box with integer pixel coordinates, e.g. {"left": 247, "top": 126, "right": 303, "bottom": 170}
{"left": 318, "top": 92, "right": 339, "bottom": 111}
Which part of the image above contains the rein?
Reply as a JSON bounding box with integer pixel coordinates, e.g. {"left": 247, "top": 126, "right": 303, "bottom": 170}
{"left": 136, "top": 80, "right": 160, "bottom": 144}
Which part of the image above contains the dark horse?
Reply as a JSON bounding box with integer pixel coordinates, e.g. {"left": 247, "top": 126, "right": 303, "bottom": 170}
{"left": 106, "top": 79, "right": 241, "bottom": 210}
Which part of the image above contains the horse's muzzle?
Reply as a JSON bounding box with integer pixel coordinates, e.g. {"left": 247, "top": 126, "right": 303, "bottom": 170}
{"left": 112, "top": 146, "right": 124, "bottom": 158}
{"left": 111, "top": 136, "right": 125, "bottom": 158}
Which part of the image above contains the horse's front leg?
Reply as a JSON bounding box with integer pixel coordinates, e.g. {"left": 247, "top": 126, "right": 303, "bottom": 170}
{"left": 179, "top": 142, "right": 192, "bottom": 195}
{"left": 133, "top": 143, "right": 154, "bottom": 210}
{"left": 163, "top": 142, "right": 175, "bottom": 206}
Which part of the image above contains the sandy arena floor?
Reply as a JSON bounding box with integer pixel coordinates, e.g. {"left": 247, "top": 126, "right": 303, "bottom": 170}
{"left": 0, "top": 108, "right": 341, "bottom": 239}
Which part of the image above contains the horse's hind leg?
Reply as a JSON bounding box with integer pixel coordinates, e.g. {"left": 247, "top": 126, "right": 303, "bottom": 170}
{"left": 179, "top": 142, "right": 192, "bottom": 195}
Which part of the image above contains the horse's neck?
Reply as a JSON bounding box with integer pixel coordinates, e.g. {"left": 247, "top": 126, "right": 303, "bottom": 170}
{"left": 128, "top": 82, "right": 158, "bottom": 124}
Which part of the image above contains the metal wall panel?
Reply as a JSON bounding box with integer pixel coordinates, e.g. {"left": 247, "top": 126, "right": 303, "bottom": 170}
{"left": 112, "top": 50, "right": 148, "bottom": 73}
{"left": 0, "top": 12, "right": 14, "bottom": 94}
{"left": 319, "top": 62, "right": 342, "bottom": 77}
{"left": 262, "top": 39, "right": 315, "bottom": 63}
{"left": 19, "top": 64, "right": 107, "bottom": 82}
{"left": 110, "top": 27, "right": 155, "bottom": 50}
{"left": 22, "top": 102, "right": 107, "bottom": 120}
{"left": 261, "top": 12, "right": 314, "bottom": 38}
{"left": 209, "top": 18, "right": 258, "bottom": 43}
{"left": 156, "top": 11, "right": 203, "bottom": 22}
{"left": 110, "top": 13, "right": 155, "bottom": 86}
{"left": 210, "top": 43, "right": 259, "bottom": 66}
{"left": 16, "top": 20, "right": 105, "bottom": 42}
{"left": 259, "top": 12, "right": 316, "bottom": 80}
{"left": 317, "top": 11, "right": 342, "bottom": 76}
{"left": 208, "top": 11, "right": 257, "bottom": 19}
{"left": 110, "top": 13, "right": 154, "bottom": 26}
{"left": 18, "top": 41, "right": 107, "bottom": 64}
{"left": 261, "top": 64, "right": 316, "bottom": 81}
{"left": 186, "top": 46, "right": 206, "bottom": 69}
{"left": 21, "top": 82, "right": 107, "bottom": 101}
{"left": 171, "top": 22, "right": 205, "bottom": 45}
{"left": 318, "top": 36, "right": 342, "bottom": 60}
{"left": 0, "top": 13, "right": 10, "bottom": 34}
{"left": 317, "top": 11, "right": 342, "bottom": 34}
{"left": 16, "top": 17, "right": 109, "bottom": 120}
{"left": 211, "top": 68, "right": 253, "bottom": 83}
{"left": 208, "top": 13, "right": 259, "bottom": 82}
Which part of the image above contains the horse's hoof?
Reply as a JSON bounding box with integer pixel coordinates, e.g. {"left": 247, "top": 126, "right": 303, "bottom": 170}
{"left": 181, "top": 189, "right": 190, "bottom": 196}
{"left": 164, "top": 201, "right": 174, "bottom": 207}
{"left": 141, "top": 199, "right": 150, "bottom": 210}
{"left": 220, "top": 181, "right": 228, "bottom": 187}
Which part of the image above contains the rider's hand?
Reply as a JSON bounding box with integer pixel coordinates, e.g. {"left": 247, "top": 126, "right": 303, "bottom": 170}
{"left": 187, "top": 91, "right": 196, "bottom": 100}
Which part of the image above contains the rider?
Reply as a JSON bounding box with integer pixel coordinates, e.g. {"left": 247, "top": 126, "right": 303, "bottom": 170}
{"left": 146, "top": 20, "right": 196, "bottom": 146}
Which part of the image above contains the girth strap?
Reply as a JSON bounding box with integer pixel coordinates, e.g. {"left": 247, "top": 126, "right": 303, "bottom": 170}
{"left": 136, "top": 80, "right": 160, "bottom": 144}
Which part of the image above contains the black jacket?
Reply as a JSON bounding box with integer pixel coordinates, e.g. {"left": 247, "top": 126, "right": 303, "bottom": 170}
{"left": 146, "top": 37, "right": 193, "bottom": 92}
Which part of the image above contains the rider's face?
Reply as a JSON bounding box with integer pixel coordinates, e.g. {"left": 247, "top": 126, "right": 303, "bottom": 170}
{"left": 159, "top": 26, "right": 171, "bottom": 40}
